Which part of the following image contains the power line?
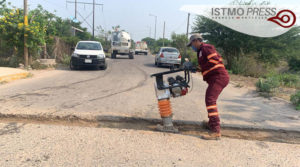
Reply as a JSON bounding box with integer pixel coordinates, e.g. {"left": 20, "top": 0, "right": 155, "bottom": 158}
{"left": 66, "top": 0, "right": 103, "bottom": 38}
{"left": 66, "top": 1, "right": 103, "bottom": 5}
{"left": 170, "top": 18, "right": 188, "bottom": 34}
{"left": 42, "top": 0, "right": 74, "bottom": 16}
{"left": 100, "top": 5, "right": 107, "bottom": 34}
{"left": 77, "top": 12, "right": 93, "bottom": 29}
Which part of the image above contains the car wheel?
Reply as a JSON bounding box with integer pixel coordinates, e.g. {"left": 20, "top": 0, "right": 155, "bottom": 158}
{"left": 111, "top": 52, "right": 116, "bottom": 59}
{"left": 129, "top": 53, "right": 134, "bottom": 59}
{"left": 100, "top": 63, "right": 107, "bottom": 70}
{"left": 70, "top": 60, "right": 77, "bottom": 70}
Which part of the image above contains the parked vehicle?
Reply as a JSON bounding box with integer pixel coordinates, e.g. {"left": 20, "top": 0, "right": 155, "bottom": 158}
{"left": 155, "top": 47, "right": 181, "bottom": 67}
{"left": 135, "top": 41, "right": 148, "bottom": 55}
{"left": 70, "top": 41, "right": 107, "bottom": 70}
{"left": 111, "top": 30, "right": 134, "bottom": 59}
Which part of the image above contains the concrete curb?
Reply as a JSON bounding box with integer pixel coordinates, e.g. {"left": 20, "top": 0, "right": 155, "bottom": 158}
{"left": 0, "top": 72, "right": 30, "bottom": 83}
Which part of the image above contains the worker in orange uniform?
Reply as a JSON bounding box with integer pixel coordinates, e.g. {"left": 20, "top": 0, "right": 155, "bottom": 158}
{"left": 186, "top": 33, "right": 230, "bottom": 140}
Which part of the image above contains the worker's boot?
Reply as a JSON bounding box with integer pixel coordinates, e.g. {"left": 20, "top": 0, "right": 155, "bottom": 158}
{"left": 201, "top": 131, "right": 221, "bottom": 140}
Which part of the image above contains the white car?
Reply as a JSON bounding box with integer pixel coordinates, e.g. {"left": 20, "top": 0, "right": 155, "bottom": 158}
{"left": 70, "top": 41, "right": 107, "bottom": 70}
{"left": 155, "top": 47, "right": 181, "bottom": 67}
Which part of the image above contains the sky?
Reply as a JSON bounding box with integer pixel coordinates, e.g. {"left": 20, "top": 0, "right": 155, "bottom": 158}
{"left": 5, "top": 0, "right": 300, "bottom": 41}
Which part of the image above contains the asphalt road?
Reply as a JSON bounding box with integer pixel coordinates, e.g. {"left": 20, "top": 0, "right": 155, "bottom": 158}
{"left": 0, "top": 122, "right": 299, "bottom": 167}
{"left": 0, "top": 54, "right": 299, "bottom": 131}
{"left": 1, "top": 54, "right": 300, "bottom": 166}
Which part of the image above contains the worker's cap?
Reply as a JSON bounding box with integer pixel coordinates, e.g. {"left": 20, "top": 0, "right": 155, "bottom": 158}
{"left": 186, "top": 33, "right": 203, "bottom": 47}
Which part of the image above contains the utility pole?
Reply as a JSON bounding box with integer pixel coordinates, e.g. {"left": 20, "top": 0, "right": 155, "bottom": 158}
{"left": 186, "top": 13, "right": 190, "bottom": 37}
{"left": 23, "top": 0, "right": 28, "bottom": 68}
{"left": 66, "top": 0, "right": 103, "bottom": 39}
{"left": 184, "top": 13, "right": 190, "bottom": 61}
{"left": 154, "top": 16, "right": 157, "bottom": 40}
{"left": 75, "top": 0, "right": 77, "bottom": 19}
{"left": 92, "top": 0, "right": 95, "bottom": 38}
{"left": 149, "top": 14, "right": 157, "bottom": 40}
{"left": 163, "top": 21, "right": 165, "bottom": 47}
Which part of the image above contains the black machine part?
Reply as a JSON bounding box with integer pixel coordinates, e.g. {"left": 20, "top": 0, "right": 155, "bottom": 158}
{"left": 150, "top": 62, "right": 196, "bottom": 91}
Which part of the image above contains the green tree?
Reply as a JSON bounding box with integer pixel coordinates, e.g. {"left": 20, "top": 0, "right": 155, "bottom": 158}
{"left": 142, "top": 37, "right": 156, "bottom": 53}
{"left": 192, "top": 0, "right": 300, "bottom": 72}
{"left": 0, "top": 7, "right": 46, "bottom": 65}
{"left": 170, "top": 33, "right": 187, "bottom": 54}
{"left": 192, "top": 15, "right": 300, "bottom": 70}
{"left": 0, "top": 2, "right": 97, "bottom": 66}
{"left": 170, "top": 33, "right": 197, "bottom": 64}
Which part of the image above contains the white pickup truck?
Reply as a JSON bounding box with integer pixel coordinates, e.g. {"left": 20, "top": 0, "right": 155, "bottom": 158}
{"left": 70, "top": 41, "right": 107, "bottom": 70}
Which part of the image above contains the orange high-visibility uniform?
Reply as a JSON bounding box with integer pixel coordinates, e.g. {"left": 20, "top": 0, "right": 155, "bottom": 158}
{"left": 197, "top": 43, "right": 229, "bottom": 133}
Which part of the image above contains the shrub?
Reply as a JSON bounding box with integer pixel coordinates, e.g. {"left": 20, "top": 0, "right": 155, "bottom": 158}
{"left": 231, "top": 54, "right": 269, "bottom": 77}
{"left": 31, "top": 61, "right": 48, "bottom": 70}
{"left": 288, "top": 56, "right": 300, "bottom": 71}
{"left": 278, "top": 73, "right": 300, "bottom": 88}
{"left": 265, "top": 73, "right": 300, "bottom": 89}
{"left": 188, "top": 49, "right": 198, "bottom": 66}
{"left": 256, "top": 77, "right": 280, "bottom": 96}
{"left": 60, "top": 54, "right": 71, "bottom": 66}
{"left": 291, "top": 91, "right": 300, "bottom": 110}
{"left": 8, "top": 55, "right": 21, "bottom": 68}
{"left": 0, "top": 58, "right": 10, "bottom": 67}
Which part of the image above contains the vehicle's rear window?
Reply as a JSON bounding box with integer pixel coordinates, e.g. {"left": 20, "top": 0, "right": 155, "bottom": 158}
{"left": 162, "top": 48, "right": 178, "bottom": 53}
{"left": 76, "top": 42, "right": 102, "bottom": 50}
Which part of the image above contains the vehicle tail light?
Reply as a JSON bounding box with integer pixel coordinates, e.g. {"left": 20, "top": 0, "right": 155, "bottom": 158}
{"left": 178, "top": 54, "right": 182, "bottom": 58}
{"left": 160, "top": 53, "right": 164, "bottom": 58}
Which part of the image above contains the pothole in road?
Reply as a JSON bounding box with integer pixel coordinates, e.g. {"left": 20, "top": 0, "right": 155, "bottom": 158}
{"left": 0, "top": 115, "right": 299, "bottom": 144}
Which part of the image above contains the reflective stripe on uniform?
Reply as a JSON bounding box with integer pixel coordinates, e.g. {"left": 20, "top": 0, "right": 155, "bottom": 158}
{"left": 209, "top": 59, "right": 219, "bottom": 64}
{"left": 208, "top": 112, "right": 219, "bottom": 117}
{"left": 206, "top": 105, "right": 217, "bottom": 110}
{"left": 207, "top": 53, "right": 217, "bottom": 59}
{"left": 202, "top": 64, "right": 225, "bottom": 76}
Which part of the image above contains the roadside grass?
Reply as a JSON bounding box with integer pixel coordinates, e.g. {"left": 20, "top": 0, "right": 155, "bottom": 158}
{"left": 291, "top": 91, "right": 300, "bottom": 110}
{"left": 254, "top": 72, "right": 300, "bottom": 109}
{"left": 229, "top": 60, "right": 299, "bottom": 109}
{"left": 255, "top": 77, "right": 280, "bottom": 97}
{"left": 0, "top": 56, "right": 22, "bottom": 68}
{"left": 0, "top": 81, "right": 8, "bottom": 85}
{"left": 26, "top": 73, "right": 33, "bottom": 78}
{"left": 61, "top": 54, "right": 71, "bottom": 66}
{"left": 264, "top": 73, "right": 300, "bottom": 89}
{"left": 31, "top": 61, "right": 48, "bottom": 70}
{"left": 256, "top": 73, "right": 300, "bottom": 92}
{"left": 0, "top": 58, "right": 10, "bottom": 67}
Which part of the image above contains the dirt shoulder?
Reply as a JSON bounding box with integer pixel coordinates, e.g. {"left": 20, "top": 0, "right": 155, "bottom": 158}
{"left": 229, "top": 74, "right": 298, "bottom": 102}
